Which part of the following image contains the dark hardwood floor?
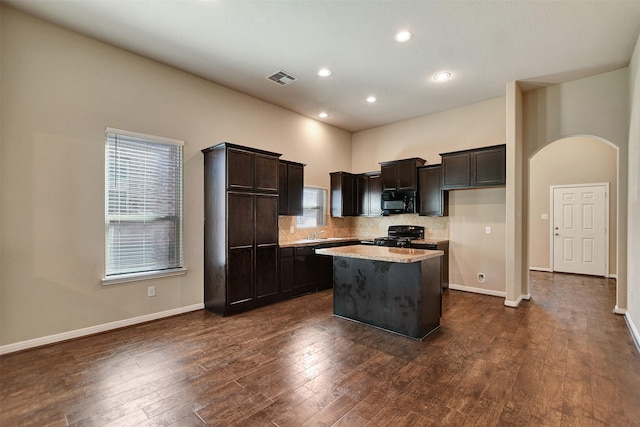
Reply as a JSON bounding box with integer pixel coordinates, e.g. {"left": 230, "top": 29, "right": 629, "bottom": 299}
{"left": 1, "top": 271, "right": 639, "bottom": 426}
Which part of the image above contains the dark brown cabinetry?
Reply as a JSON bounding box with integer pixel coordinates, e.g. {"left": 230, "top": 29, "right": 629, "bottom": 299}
{"left": 410, "top": 241, "right": 450, "bottom": 289}
{"left": 330, "top": 171, "right": 381, "bottom": 217}
{"left": 418, "top": 165, "right": 448, "bottom": 217}
{"left": 359, "top": 173, "right": 382, "bottom": 217}
{"left": 441, "top": 144, "right": 506, "bottom": 190}
{"left": 330, "top": 172, "right": 358, "bottom": 217}
{"left": 203, "top": 143, "right": 281, "bottom": 316}
{"left": 278, "top": 160, "right": 304, "bottom": 216}
{"left": 280, "top": 240, "right": 361, "bottom": 300}
{"left": 379, "top": 158, "right": 426, "bottom": 192}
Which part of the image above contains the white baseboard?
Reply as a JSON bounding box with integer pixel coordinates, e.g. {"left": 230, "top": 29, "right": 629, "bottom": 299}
{"left": 625, "top": 312, "right": 640, "bottom": 355}
{"left": 448, "top": 283, "right": 506, "bottom": 298}
{"left": 529, "top": 266, "right": 553, "bottom": 272}
{"left": 614, "top": 305, "right": 627, "bottom": 315}
{"left": 0, "top": 303, "right": 204, "bottom": 355}
{"left": 504, "top": 293, "right": 531, "bottom": 308}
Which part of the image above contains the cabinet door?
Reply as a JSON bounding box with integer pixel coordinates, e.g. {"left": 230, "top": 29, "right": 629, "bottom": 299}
{"left": 473, "top": 146, "right": 506, "bottom": 186}
{"left": 278, "top": 162, "right": 288, "bottom": 214}
{"left": 418, "top": 165, "right": 448, "bottom": 217}
{"left": 397, "top": 160, "right": 418, "bottom": 191}
{"left": 380, "top": 164, "right": 398, "bottom": 191}
{"left": 441, "top": 152, "right": 471, "bottom": 189}
{"left": 255, "top": 154, "right": 279, "bottom": 193}
{"left": 355, "top": 175, "right": 367, "bottom": 216}
{"left": 255, "top": 245, "right": 278, "bottom": 298}
{"left": 287, "top": 163, "right": 304, "bottom": 216}
{"left": 228, "top": 193, "right": 254, "bottom": 248}
{"left": 227, "top": 149, "right": 254, "bottom": 191}
{"left": 255, "top": 194, "right": 278, "bottom": 245}
{"left": 367, "top": 174, "right": 382, "bottom": 216}
{"left": 343, "top": 174, "right": 357, "bottom": 216}
{"left": 280, "top": 249, "right": 294, "bottom": 293}
{"left": 227, "top": 247, "right": 253, "bottom": 305}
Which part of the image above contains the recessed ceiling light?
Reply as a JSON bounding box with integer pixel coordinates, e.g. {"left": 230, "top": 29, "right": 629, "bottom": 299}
{"left": 394, "top": 31, "right": 412, "bottom": 42}
{"left": 318, "top": 112, "right": 329, "bottom": 118}
{"left": 366, "top": 96, "right": 378, "bottom": 103}
{"left": 433, "top": 71, "right": 452, "bottom": 81}
{"left": 317, "top": 68, "right": 332, "bottom": 77}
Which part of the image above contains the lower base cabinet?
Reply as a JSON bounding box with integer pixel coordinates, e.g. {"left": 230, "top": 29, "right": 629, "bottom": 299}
{"left": 279, "top": 241, "right": 359, "bottom": 300}
{"left": 410, "top": 242, "right": 449, "bottom": 289}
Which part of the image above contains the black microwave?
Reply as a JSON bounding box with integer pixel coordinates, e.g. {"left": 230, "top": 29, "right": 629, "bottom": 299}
{"left": 381, "top": 191, "right": 416, "bottom": 215}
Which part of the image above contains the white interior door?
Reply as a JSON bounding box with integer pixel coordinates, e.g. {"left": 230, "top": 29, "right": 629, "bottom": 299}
{"left": 552, "top": 184, "right": 608, "bottom": 276}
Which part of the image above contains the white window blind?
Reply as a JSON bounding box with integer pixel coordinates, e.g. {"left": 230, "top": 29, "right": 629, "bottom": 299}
{"left": 105, "top": 128, "right": 184, "bottom": 278}
{"left": 296, "top": 187, "right": 327, "bottom": 228}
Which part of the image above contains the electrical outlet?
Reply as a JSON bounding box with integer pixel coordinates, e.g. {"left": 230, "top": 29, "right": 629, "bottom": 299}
{"left": 477, "top": 273, "right": 486, "bottom": 283}
{"left": 485, "top": 226, "right": 491, "bottom": 234}
{"left": 541, "top": 213, "right": 549, "bottom": 220}
{"left": 290, "top": 225, "right": 295, "bottom": 234}
{"left": 148, "top": 286, "right": 156, "bottom": 297}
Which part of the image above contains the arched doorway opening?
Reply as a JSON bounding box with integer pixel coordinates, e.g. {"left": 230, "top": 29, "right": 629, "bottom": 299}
{"left": 528, "top": 136, "right": 619, "bottom": 302}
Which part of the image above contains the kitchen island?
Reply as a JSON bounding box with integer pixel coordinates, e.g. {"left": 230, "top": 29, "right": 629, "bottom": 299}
{"left": 315, "top": 245, "right": 444, "bottom": 340}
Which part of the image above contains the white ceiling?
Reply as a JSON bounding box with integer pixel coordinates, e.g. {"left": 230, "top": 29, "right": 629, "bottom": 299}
{"left": 6, "top": 0, "right": 640, "bottom": 132}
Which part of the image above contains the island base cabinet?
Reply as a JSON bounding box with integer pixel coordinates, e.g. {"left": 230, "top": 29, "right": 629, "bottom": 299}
{"left": 332, "top": 256, "right": 441, "bottom": 340}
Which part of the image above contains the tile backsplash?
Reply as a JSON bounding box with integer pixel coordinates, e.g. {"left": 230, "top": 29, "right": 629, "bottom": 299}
{"left": 278, "top": 214, "right": 449, "bottom": 243}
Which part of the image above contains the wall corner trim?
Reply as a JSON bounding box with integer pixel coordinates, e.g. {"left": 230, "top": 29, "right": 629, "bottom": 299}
{"left": 614, "top": 305, "right": 627, "bottom": 315}
{"left": 625, "top": 312, "right": 640, "bottom": 355}
{"left": 0, "top": 303, "right": 205, "bottom": 355}
{"left": 504, "top": 293, "right": 530, "bottom": 308}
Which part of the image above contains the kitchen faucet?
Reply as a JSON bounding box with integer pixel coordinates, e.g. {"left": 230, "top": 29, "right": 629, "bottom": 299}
{"left": 307, "top": 230, "right": 325, "bottom": 239}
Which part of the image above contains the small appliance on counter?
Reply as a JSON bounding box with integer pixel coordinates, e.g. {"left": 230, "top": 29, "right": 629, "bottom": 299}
{"left": 372, "top": 225, "right": 425, "bottom": 247}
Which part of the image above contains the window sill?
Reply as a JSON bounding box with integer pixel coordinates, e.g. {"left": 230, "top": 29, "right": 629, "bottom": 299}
{"left": 101, "top": 268, "right": 187, "bottom": 286}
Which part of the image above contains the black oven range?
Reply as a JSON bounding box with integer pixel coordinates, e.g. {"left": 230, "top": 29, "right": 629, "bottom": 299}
{"left": 372, "top": 225, "right": 424, "bottom": 248}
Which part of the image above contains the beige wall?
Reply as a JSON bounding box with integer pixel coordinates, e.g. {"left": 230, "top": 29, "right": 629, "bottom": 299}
{"left": 352, "top": 98, "right": 508, "bottom": 295}
{"left": 529, "top": 137, "right": 618, "bottom": 275}
{"left": 0, "top": 7, "right": 351, "bottom": 346}
{"left": 449, "top": 188, "right": 507, "bottom": 294}
{"left": 627, "top": 34, "right": 640, "bottom": 338}
{"left": 523, "top": 68, "right": 630, "bottom": 311}
{"left": 352, "top": 97, "right": 506, "bottom": 173}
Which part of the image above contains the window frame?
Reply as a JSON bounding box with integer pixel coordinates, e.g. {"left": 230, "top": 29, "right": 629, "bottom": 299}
{"left": 296, "top": 186, "right": 328, "bottom": 229}
{"left": 102, "top": 127, "right": 186, "bottom": 285}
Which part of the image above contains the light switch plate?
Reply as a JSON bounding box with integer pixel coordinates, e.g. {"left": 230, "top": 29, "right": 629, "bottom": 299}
{"left": 541, "top": 213, "right": 549, "bottom": 220}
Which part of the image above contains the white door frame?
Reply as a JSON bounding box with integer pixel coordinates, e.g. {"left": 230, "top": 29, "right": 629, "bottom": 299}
{"left": 549, "top": 182, "right": 609, "bottom": 277}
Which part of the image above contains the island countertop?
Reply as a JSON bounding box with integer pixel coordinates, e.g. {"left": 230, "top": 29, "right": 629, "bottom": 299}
{"left": 315, "top": 244, "right": 443, "bottom": 264}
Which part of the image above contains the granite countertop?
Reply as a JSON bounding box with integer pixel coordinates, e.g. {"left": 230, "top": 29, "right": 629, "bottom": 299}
{"left": 315, "top": 244, "right": 444, "bottom": 264}
{"left": 279, "top": 237, "right": 365, "bottom": 248}
{"left": 410, "top": 238, "right": 450, "bottom": 245}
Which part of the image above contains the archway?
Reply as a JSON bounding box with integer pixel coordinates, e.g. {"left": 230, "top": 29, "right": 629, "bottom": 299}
{"left": 528, "top": 136, "right": 619, "bottom": 304}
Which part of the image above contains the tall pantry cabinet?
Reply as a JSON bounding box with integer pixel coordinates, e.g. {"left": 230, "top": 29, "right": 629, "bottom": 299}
{"left": 202, "top": 143, "right": 281, "bottom": 316}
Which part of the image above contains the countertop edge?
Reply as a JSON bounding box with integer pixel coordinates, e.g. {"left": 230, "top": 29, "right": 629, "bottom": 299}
{"left": 315, "top": 245, "right": 444, "bottom": 264}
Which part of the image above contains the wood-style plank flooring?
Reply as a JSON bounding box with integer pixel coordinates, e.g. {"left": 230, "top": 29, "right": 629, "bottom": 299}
{"left": 1, "top": 272, "right": 639, "bottom": 426}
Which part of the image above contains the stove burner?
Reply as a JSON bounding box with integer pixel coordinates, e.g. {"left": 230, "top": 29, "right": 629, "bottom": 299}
{"left": 373, "top": 236, "right": 412, "bottom": 247}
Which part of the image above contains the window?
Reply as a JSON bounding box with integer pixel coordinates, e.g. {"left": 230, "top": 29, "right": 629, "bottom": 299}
{"left": 104, "top": 128, "right": 184, "bottom": 283}
{"left": 296, "top": 187, "right": 327, "bottom": 228}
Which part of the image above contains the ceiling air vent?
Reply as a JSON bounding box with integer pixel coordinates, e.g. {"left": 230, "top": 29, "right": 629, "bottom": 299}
{"left": 266, "top": 70, "right": 297, "bottom": 86}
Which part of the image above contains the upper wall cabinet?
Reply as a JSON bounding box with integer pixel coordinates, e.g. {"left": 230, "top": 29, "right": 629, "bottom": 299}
{"left": 330, "top": 172, "right": 358, "bottom": 217}
{"left": 278, "top": 160, "right": 304, "bottom": 216}
{"left": 440, "top": 144, "right": 506, "bottom": 190}
{"left": 379, "top": 158, "right": 427, "bottom": 192}
{"left": 418, "top": 164, "right": 448, "bottom": 217}
{"left": 226, "top": 145, "right": 280, "bottom": 193}
{"left": 359, "top": 172, "right": 382, "bottom": 217}
{"left": 330, "top": 171, "right": 381, "bottom": 217}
